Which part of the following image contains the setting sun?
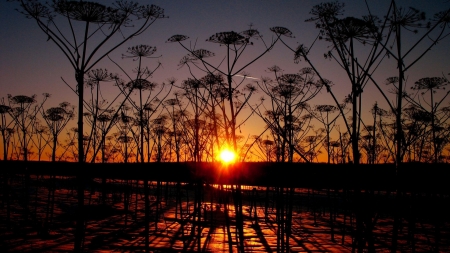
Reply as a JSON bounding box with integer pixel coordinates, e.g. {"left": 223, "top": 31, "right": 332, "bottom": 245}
{"left": 219, "top": 149, "right": 236, "bottom": 164}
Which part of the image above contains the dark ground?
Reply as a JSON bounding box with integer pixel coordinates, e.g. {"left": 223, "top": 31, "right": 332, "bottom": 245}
{"left": 1, "top": 172, "right": 449, "bottom": 252}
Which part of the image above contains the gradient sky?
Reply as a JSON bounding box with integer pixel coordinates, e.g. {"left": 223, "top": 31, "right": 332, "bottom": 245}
{"left": 1, "top": 0, "right": 449, "bottom": 144}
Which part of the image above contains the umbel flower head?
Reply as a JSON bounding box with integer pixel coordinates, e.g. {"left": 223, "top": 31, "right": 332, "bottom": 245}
{"left": 53, "top": 0, "right": 113, "bottom": 23}
{"left": 412, "top": 77, "right": 448, "bottom": 93}
{"left": 166, "top": 34, "right": 190, "bottom": 43}
{"left": 315, "top": 104, "right": 338, "bottom": 113}
{"left": 387, "top": 6, "right": 426, "bottom": 33}
{"left": 86, "top": 69, "right": 113, "bottom": 87}
{"left": 182, "top": 78, "right": 205, "bottom": 90}
{"left": 51, "top": 1, "right": 165, "bottom": 25}
{"left": 431, "top": 9, "right": 450, "bottom": 28}
{"left": 294, "top": 44, "right": 309, "bottom": 63}
{"left": 15, "top": 0, "right": 53, "bottom": 19}
{"left": 124, "top": 79, "right": 157, "bottom": 91}
{"left": 277, "top": 74, "right": 304, "bottom": 86}
{"left": 9, "top": 95, "right": 36, "bottom": 105}
{"left": 207, "top": 31, "right": 248, "bottom": 45}
{"left": 123, "top": 45, "right": 157, "bottom": 59}
{"left": 307, "top": 1, "right": 345, "bottom": 23}
{"left": 135, "top": 4, "right": 165, "bottom": 20}
{"left": 270, "top": 27, "right": 295, "bottom": 38}
{"left": 0, "top": 104, "right": 11, "bottom": 114}
{"left": 330, "top": 17, "right": 379, "bottom": 44}
{"left": 177, "top": 49, "right": 215, "bottom": 68}
{"left": 190, "top": 49, "right": 215, "bottom": 59}
{"left": 44, "top": 107, "right": 70, "bottom": 122}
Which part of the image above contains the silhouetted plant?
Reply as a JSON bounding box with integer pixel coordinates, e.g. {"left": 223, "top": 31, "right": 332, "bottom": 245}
{"left": 60, "top": 127, "right": 79, "bottom": 162}
{"left": 42, "top": 102, "right": 74, "bottom": 162}
{"left": 168, "top": 25, "right": 293, "bottom": 156}
{"left": 119, "top": 45, "right": 170, "bottom": 163}
{"left": 383, "top": 1, "right": 450, "bottom": 168}
{"left": 198, "top": 74, "right": 228, "bottom": 161}
{"left": 313, "top": 104, "right": 340, "bottom": 163}
{"left": 82, "top": 68, "right": 116, "bottom": 163}
{"left": 0, "top": 101, "right": 13, "bottom": 160}
{"left": 8, "top": 94, "right": 48, "bottom": 161}
{"left": 255, "top": 66, "right": 321, "bottom": 162}
{"left": 402, "top": 105, "right": 433, "bottom": 162}
{"left": 110, "top": 45, "right": 172, "bottom": 163}
{"left": 11, "top": 0, "right": 165, "bottom": 164}
{"left": 163, "top": 95, "right": 184, "bottom": 162}
{"left": 334, "top": 126, "right": 351, "bottom": 163}
{"left": 251, "top": 135, "right": 277, "bottom": 162}
{"left": 303, "top": 133, "right": 323, "bottom": 162}
{"left": 115, "top": 105, "right": 137, "bottom": 163}
{"left": 408, "top": 77, "right": 449, "bottom": 163}
{"left": 95, "top": 108, "right": 118, "bottom": 163}
{"left": 41, "top": 103, "right": 73, "bottom": 228}
{"left": 368, "top": 102, "right": 389, "bottom": 164}
{"left": 30, "top": 121, "right": 50, "bottom": 161}
{"left": 178, "top": 78, "right": 207, "bottom": 162}
{"left": 168, "top": 25, "right": 293, "bottom": 252}
{"left": 10, "top": 2, "right": 166, "bottom": 247}
{"left": 305, "top": 2, "right": 383, "bottom": 166}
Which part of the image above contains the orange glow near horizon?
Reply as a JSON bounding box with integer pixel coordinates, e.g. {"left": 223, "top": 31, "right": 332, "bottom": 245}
{"left": 219, "top": 149, "right": 236, "bottom": 164}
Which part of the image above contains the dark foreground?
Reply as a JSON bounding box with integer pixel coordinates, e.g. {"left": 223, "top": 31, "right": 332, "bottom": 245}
{"left": 1, "top": 161, "right": 449, "bottom": 252}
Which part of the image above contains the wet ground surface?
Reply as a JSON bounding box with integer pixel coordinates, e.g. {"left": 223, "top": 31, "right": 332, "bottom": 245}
{"left": 1, "top": 175, "right": 449, "bottom": 252}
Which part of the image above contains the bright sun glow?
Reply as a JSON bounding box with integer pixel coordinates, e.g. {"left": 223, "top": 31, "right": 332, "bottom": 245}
{"left": 219, "top": 149, "right": 236, "bottom": 164}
